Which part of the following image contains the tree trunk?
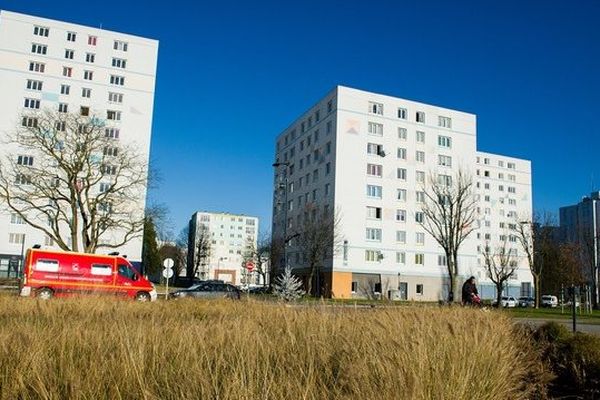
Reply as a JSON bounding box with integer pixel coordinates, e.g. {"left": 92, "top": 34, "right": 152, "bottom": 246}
{"left": 306, "top": 263, "right": 314, "bottom": 296}
{"left": 534, "top": 273, "right": 540, "bottom": 309}
{"left": 495, "top": 282, "right": 503, "bottom": 308}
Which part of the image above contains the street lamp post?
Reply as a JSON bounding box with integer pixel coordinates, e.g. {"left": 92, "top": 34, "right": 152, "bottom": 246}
{"left": 272, "top": 162, "right": 290, "bottom": 276}
{"left": 592, "top": 199, "right": 599, "bottom": 309}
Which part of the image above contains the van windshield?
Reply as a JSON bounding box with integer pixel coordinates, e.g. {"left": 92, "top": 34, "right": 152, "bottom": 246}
{"left": 117, "top": 264, "right": 136, "bottom": 280}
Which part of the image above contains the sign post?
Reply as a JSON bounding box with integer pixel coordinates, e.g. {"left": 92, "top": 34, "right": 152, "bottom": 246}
{"left": 245, "top": 261, "right": 255, "bottom": 300}
{"left": 162, "top": 258, "right": 174, "bottom": 300}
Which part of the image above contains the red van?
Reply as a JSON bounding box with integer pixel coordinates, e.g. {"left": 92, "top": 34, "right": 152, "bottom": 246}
{"left": 19, "top": 248, "right": 157, "bottom": 301}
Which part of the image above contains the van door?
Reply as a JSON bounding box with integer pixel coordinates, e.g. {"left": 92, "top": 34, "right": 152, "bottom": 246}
{"left": 116, "top": 263, "right": 138, "bottom": 297}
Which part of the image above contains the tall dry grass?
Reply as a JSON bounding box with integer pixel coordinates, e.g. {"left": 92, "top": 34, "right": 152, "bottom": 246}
{"left": 0, "top": 296, "right": 543, "bottom": 399}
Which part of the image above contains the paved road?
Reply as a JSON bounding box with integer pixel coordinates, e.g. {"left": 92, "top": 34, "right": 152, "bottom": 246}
{"left": 515, "top": 318, "right": 600, "bottom": 335}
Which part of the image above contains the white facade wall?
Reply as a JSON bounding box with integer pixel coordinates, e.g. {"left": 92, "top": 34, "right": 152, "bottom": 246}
{"left": 273, "top": 85, "right": 533, "bottom": 300}
{"left": 189, "top": 212, "right": 259, "bottom": 286}
{"left": 0, "top": 10, "right": 158, "bottom": 272}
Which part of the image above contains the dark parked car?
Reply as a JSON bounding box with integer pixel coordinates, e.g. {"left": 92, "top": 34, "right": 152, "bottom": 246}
{"left": 169, "top": 281, "right": 240, "bottom": 300}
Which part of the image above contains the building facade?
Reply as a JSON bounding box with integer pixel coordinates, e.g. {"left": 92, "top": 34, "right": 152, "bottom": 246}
{"left": 272, "top": 86, "right": 533, "bottom": 300}
{"left": 0, "top": 10, "right": 158, "bottom": 277}
{"left": 188, "top": 211, "right": 259, "bottom": 286}
{"left": 559, "top": 192, "right": 600, "bottom": 304}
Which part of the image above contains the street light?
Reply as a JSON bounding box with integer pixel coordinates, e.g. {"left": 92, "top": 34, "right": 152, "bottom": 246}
{"left": 272, "top": 162, "right": 290, "bottom": 276}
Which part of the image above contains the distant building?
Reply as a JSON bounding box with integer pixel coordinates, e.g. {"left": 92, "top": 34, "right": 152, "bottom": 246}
{"left": 272, "top": 85, "right": 533, "bottom": 300}
{"left": 559, "top": 192, "right": 600, "bottom": 302}
{"left": 187, "top": 211, "right": 259, "bottom": 285}
{"left": 0, "top": 10, "right": 158, "bottom": 277}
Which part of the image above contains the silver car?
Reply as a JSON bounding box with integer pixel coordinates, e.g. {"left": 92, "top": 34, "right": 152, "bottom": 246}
{"left": 169, "top": 281, "right": 241, "bottom": 300}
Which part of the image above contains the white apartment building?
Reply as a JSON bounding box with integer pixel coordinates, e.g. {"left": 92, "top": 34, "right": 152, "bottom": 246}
{"left": 272, "top": 85, "right": 533, "bottom": 300}
{"left": 0, "top": 10, "right": 158, "bottom": 276}
{"left": 188, "top": 212, "right": 259, "bottom": 286}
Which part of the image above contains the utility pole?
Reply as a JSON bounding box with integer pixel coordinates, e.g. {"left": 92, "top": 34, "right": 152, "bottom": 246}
{"left": 272, "top": 162, "right": 290, "bottom": 276}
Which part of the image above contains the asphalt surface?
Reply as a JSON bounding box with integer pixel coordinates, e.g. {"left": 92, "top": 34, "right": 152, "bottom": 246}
{"left": 515, "top": 318, "right": 600, "bottom": 335}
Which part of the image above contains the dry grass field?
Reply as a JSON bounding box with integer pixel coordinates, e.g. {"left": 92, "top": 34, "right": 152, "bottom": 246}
{"left": 0, "top": 296, "right": 545, "bottom": 399}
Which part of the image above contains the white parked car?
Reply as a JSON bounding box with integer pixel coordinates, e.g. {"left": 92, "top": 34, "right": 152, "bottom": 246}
{"left": 492, "top": 296, "right": 518, "bottom": 308}
{"left": 541, "top": 295, "right": 558, "bottom": 308}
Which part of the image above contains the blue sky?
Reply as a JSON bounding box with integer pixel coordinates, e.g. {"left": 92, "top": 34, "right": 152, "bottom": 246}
{"left": 5, "top": 0, "right": 600, "bottom": 236}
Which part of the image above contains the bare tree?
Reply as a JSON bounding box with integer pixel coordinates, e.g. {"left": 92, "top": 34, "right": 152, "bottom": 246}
{"left": 188, "top": 224, "right": 211, "bottom": 279}
{"left": 0, "top": 109, "right": 150, "bottom": 252}
{"left": 420, "top": 169, "right": 477, "bottom": 303}
{"left": 292, "top": 204, "right": 342, "bottom": 296}
{"left": 482, "top": 235, "right": 516, "bottom": 307}
{"left": 242, "top": 233, "right": 271, "bottom": 287}
{"left": 514, "top": 212, "right": 555, "bottom": 309}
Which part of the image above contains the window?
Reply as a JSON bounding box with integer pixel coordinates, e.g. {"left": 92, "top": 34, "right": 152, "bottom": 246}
{"left": 435, "top": 174, "right": 452, "bottom": 187}
{"left": 365, "top": 250, "right": 379, "bottom": 262}
{"left": 438, "top": 135, "right": 452, "bottom": 148}
{"left": 397, "top": 188, "right": 406, "bottom": 201}
{"left": 367, "top": 163, "right": 382, "bottom": 177}
{"left": 67, "top": 32, "right": 76, "bottom": 42}
{"left": 397, "top": 108, "right": 407, "bottom": 119}
{"left": 416, "top": 284, "right": 424, "bottom": 295}
{"left": 368, "top": 101, "right": 383, "bottom": 115}
{"left": 438, "top": 116, "right": 452, "bottom": 128}
{"left": 508, "top": 174, "right": 516, "bottom": 182}
{"left": 80, "top": 106, "right": 90, "bottom": 116}
{"left": 325, "top": 162, "right": 331, "bottom": 175}
{"left": 396, "top": 209, "right": 406, "bottom": 222}
{"left": 88, "top": 35, "right": 97, "bottom": 45}
{"left": 107, "top": 110, "right": 121, "bottom": 121}
{"left": 367, "top": 206, "right": 382, "bottom": 219}
{"left": 397, "top": 148, "right": 406, "bottom": 160}
{"left": 86, "top": 53, "right": 95, "bottom": 63}
{"left": 327, "top": 99, "right": 333, "bottom": 113}
{"left": 416, "top": 131, "right": 425, "bottom": 143}
{"left": 397, "top": 168, "right": 407, "bottom": 180}
{"left": 396, "top": 230, "right": 406, "bottom": 243}
{"left": 108, "top": 92, "right": 123, "bottom": 103}
{"left": 324, "top": 183, "right": 330, "bottom": 196}
{"left": 58, "top": 103, "right": 68, "bottom": 113}
{"left": 367, "top": 185, "right": 382, "bottom": 198}
{"left": 31, "top": 43, "right": 47, "bottom": 55}
{"left": 55, "top": 121, "right": 66, "bottom": 131}
{"left": 33, "top": 26, "right": 49, "bottom": 37}
{"left": 507, "top": 162, "right": 516, "bottom": 169}
{"left": 415, "top": 212, "right": 424, "bottom": 223}
{"left": 99, "top": 182, "right": 111, "bottom": 193}
{"left": 326, "top": 121, "right": 332, "bottom": 134}
{"left": 438, "top": 255, "right": 447, "bottom": 266}
{"left": 398, "top": 127, "right": 407, "bottom": 140}
{"left": 15, "top": 174, "right": 32, "bottom": 185}
{"left": 416, "top": 171, "right": 425, "bottom": 183}
{"left": 83, "top": 70, "right": 93, "bottom": 80}
{"left": 396, "top": 252, "right": 406, "bottom": 264}
{"left": 10, "top": 213, "right": 25, "bottom": 224}
{"left": 113, "top": 40, "right": 128, "bottom": 51}
{"left": 416, "top": 232, "right": 425, "bottom": 245}
{"left": 23, "top": 98, "right": 40, "bottom": 109}
{"left": 81, "top": 88, "right": 91, "bottom": 98}
{"left": 101, "top": 164, "right": 117, "bottom": 175}
{"left": 367, "top": 142, "right": 384, "bottom": 156}
{"left": 103, "top": 146, "right": 118, "bottom": 157}
{"left": 508, "top": 186, "right": 516, "bottom": 194}
{"left": 21, "top": 117, "right": 38, "bottom": 128}
{"left": 64, "top": 49, "right": 74, "bottom": 59}
{"left": 438, "top": 155, "right": 452, "bottom": 167}
{"left": 415, "top": 254, "right": 424, "bottom": 265}
{"left": 416, "top": 150, "right": 425, "bottom": 163}
{"left": 325, "top": 141, "right": 331, "bottom": 154}
{"left": 110, "top": 75, "right": 125, "bottom": 85}
{"left": 112, "top": 58, "right": 127, "bottom": 68}
{"left": 368, "top": 122, "right": 383, "bottom": 136}
{"left": 9, "top": 233, "right": 26, "bottom": 245}
{"left": 62, "top": 67, "right": 72, "bottom": 77}
{"left": 17, "top": 155, "right": 34, "bottom": 166}
{"left": 416, "top": 111, "right": 425, "bottom": 123}
{"left": 366, "top": 228, "right": 382, "bottom": 242}
{"left": 29, "top": 62, "right": 45, "bottom": 73}
{"left": 26, "top": 80, "right": 43, "bottom": 91}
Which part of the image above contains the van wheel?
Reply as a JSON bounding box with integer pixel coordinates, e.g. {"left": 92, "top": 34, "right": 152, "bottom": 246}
{"left": 135, "top": 292, "right": 150, "bottom": 302}
{"left": 37, "top": 288, "right": 53, "bottom": 300}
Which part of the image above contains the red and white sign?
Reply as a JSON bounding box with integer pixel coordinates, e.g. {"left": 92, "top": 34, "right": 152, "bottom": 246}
{"left": 245, "top": 261, "right": 255, "bottom": 272}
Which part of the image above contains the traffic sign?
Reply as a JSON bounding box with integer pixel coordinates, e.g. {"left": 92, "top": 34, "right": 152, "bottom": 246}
{"left": 162, "top": 268, "right": 174, "bottom": 279}
{"left": 245, "top": 261, "right": 255, "bottom": 272}
{"left": 163, "top": 258, "right": 174, "bottom": 269}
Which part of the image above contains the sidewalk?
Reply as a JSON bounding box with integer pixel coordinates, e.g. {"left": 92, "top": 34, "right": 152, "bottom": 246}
{"left": 515, "top": 318, "right": 600, "bottom": 335}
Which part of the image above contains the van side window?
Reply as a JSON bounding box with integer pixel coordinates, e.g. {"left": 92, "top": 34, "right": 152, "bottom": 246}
{"left": 117, "top": 264, "right": 135, "bottom": 280}
{"left": 34, "top": 259, "right": 59, "bottom": 272}
{"left": 91, "top": 264, "right": 112, "bottom": 276}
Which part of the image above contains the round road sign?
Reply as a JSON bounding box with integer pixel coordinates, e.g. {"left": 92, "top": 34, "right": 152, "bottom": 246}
{"left": 162, "top": 268, "right": 174, "bottom": 279}
{"left": 245, "top": 261, "right": 255, "bottom": 272}
{"left": 163, "top": 258, "right": 174, "bottom": 269}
